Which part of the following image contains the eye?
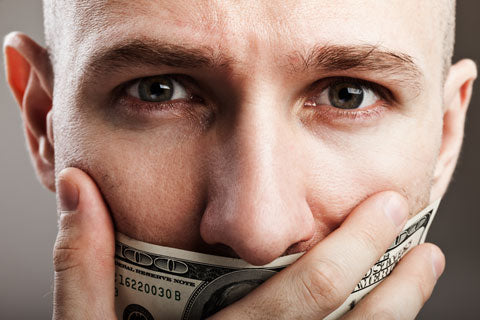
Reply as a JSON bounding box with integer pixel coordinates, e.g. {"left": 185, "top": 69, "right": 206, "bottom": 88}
{"left": 126, "top": 75, "right": 188, "bottom": 102}
{"left": 312, "top": 79, "right": 382, "bottom": 110}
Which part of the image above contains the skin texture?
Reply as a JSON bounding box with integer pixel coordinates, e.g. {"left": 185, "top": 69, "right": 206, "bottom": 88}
{"left": 2, "top": 0, "right": 477, "bottom": 318}
{"left": 40, "top": 0, "right": 463, "bottom": 263}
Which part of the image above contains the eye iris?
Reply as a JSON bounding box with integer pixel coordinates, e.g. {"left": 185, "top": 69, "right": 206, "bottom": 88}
{"left": 138, "top": 77, "right": 174, "bottom": 102}
{"left": 328, "top": 83, "right": 364, "bottom": 109}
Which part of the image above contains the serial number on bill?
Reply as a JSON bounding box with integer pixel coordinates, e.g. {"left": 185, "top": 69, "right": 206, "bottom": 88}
{"left": 116, "top": 274, "right": 182, "bottom": 301}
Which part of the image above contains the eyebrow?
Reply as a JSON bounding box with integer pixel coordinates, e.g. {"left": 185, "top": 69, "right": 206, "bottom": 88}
{"left": 85, "top": 39, "right": 423, "bottom": 90}
{"left": 87, "top": 39, "right": 232, "bottom": 76}
{"left": 293, "top": 44, "right": 423, "bottom": 87}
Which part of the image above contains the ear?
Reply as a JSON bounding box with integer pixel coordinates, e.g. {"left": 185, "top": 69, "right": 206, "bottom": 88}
{"left": 430, "top": 59, "right": 477, "bottom": 202}
{"left": 4, "top": 32, "right": 56, "bottom": 191}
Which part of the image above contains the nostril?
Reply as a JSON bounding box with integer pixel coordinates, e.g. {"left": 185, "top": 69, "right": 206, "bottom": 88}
{"left": 199, "top": 215, "right": 289, "bottom": 265}
{"left": 195, "top": 242, "right": 242, "bottom": 259}
{"left": 228, "top": 240, "right": 288, "bottom": 266}
{"left": 199, "top": 183, "right": 315, "bottom": 265}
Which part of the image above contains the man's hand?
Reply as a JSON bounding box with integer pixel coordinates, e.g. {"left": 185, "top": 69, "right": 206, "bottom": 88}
{"left": 52, "top": 167, "right": 445, "bottom": 319}
{"left": 53, "top": 168, "right": 116, "bottom": 319}
{"left": 210, "top": 192, "right": 445, "bottom": 320}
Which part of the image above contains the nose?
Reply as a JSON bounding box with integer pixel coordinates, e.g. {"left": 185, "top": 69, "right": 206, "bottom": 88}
{"left": 199, "top": 100, "right": 315, "bottom": 266}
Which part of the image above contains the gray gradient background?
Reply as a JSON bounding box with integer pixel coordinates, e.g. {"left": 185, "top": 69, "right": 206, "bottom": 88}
{"left": 0, "top": 1, "right": 478, "bottom": 319}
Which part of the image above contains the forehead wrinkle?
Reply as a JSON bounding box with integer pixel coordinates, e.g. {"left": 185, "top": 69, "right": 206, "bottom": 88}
{"left": 57, "top": 1, "right": 236, "bottom": 64}
{"left": 91, "top": 0, "right": 227, "bottom": 31}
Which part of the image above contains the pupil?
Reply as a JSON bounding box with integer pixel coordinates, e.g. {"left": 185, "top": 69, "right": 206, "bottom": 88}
{"left": 329, "top": 83, "right": 364, "bottom": 109}
{"left": 338, "top": 87, "right": 353, "bottom": 102}
{"left": 150, "top": 82, "right": 170, "bottom": 98}
{"left": 139, "top": 77, "right": 174, "bottom": 102}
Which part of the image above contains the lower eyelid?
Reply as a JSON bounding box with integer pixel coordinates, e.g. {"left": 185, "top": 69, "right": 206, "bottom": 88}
{"left": 116, "top": 94, "right": 189, "bottom": 115}
{"left": 302, "top": 102, "right": 389, "bottom": 126}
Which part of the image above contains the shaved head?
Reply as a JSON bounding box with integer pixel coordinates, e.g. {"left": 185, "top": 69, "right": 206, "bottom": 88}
{"left": 439, "top": 0, "right": 457, "bottom": 77}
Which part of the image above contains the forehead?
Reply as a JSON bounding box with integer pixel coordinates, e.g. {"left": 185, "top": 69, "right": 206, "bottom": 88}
{"left": 68, "top": 0, "right": 439, "bottom": 45}
{"left": 53, "top": 0, "right": 444, "bottom": 83}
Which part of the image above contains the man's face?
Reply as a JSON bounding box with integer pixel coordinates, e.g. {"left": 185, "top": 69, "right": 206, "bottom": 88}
{"left": 51, "top": 0, "right": 446, "bottom": 265}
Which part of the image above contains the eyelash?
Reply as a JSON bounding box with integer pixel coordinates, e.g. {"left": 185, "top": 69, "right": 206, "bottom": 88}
{"left": 302, "top": 77, "right": 395, "bottom": 122}
{"left": 115, "top": 75, "right": 203, "bottom": 115}
{"left": 318, "top": 77, "right": 393, "bottom": 101}
{"left": 115, "top": 75, "right": 394, "bottom": 121}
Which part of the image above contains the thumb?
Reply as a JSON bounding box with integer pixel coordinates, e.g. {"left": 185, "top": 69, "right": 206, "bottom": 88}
{"left": 53, "top": 167, "right": 116, "bottom": 319}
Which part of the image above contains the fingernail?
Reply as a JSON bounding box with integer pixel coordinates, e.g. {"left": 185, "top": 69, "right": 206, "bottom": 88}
{"left": 58, "top": 178, "right": 79, "bottom": 212}
{"left": 431, "top": 247, "right": 445, "bottom": 280}
{"left": 384, "top": 193, "right": 408, "bottom": 227}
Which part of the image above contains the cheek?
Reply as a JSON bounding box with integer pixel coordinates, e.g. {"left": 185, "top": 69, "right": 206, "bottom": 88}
{"left": 54, "top": 111, "right": 210, "bottom": 249}
{"left": 93, "top": 142, "right": 208, "bottom": 249}
{"left": 304, "top": 113, "right": 441, "bottom": 233}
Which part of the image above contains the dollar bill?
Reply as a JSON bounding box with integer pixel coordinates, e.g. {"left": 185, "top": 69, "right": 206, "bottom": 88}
{"left": 115, "top": 199, "right": 440, "bottom": 320}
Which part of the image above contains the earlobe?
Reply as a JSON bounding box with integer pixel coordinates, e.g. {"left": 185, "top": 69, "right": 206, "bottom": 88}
{"left": 4, "top": 32, "right": 56, "bottom": 191}
{"left": 430, "top": 59, "right": 477, "bottom": 202}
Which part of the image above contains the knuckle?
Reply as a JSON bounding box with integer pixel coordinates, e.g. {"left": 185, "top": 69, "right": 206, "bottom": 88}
{"left": 407, "top": 250, "right": 435, "bottom": 304}
{"left": 53, "top": 245, "right": 82, "bottom": 273}
{"left": 53, "top": 232, "right": 83, "bottom": 273}
{"left": 412, "top": 274, "right": 432, "bottom": 304}
{"left": 355, "top": 227, "right": 385, "bottom": 255}
{"left": 58, "top": 211, "right": 78, "bottom": 232}
{"left": 299, "top": 258, "right": 348, "bottom": 312}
